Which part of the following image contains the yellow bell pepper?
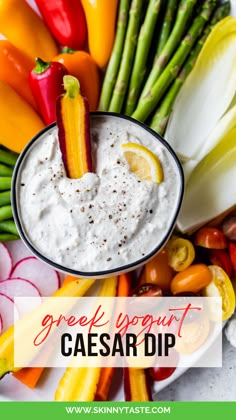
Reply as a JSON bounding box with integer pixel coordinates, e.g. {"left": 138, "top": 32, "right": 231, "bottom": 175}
{"left": 0, "top": 80, "right": 45, "bottom": 154}
{"left": 0, "top": 0, "right": 59, "bottom": 62}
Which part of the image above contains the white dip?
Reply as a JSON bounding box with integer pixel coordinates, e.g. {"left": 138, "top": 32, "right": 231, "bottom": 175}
{"left": 18, "top": 115, "right": 181, "bottom": 272}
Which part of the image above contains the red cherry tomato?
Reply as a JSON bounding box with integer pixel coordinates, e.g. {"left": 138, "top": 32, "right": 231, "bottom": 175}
{"left": 208, "top": 249, "right": 233, "bottom": 278}
{"left": 194, "top": 227, "right": 227, "bottom": 249}
{"left": 131, "top": 283, "right": 162, "bottom": 297}
{"left": 229, "top": 242, "right": 236, "bottom": 271}
{"left": 149, "top": 349, "right": 179, "bottom": 381}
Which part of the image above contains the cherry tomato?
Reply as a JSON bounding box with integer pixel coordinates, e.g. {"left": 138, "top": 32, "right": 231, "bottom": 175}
{"left": 175, "top": 314, "right": 210, "bottom": 354}
{"left": 167, "top": 237, "right": 195, "bottom": 271}
{"left": 170, "top": 264, "right": 212, "bottom": 295}
{"left": 149, "top": 349, "right": 179, "bottom": 381}
{"left": 194, "top": 227, "right": 227, "bottom": 249}
{"left": 131, "top": 283, "right": 162, "bottom": 297}
{"left": 202, "top": 265, "right": 236, "bottom": 321}
{"left": 221, "top": 212, "right": 236, "bottom": 241}
{"left": 229, "top": 242, "right": 236, "bottom": 271}
{"left": 208, "top": 249, "right": 232, "bottom": 278}
{"left": 141, "top": 249, "right": 174, "bottom": 291}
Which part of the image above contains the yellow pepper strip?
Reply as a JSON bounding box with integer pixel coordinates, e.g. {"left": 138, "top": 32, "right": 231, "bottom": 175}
{"left": 0, "top": 0, "right": 58, "bottom": 61}
{"left": 0, "top": 278, "right": 95, "bottom": 379}
{"left": 54, "top": 277, "right": 118, "bottom": 401}
{"left": 0, "top": 80, "right": 44, "bottom": 153}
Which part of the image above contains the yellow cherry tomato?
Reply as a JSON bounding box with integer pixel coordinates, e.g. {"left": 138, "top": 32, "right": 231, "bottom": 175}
{"left": 167, "top": 237, "right": 195, "bottom": 272}
{"left": 202, "top": 265, "right": 236, "bottom": 321}
{"left": 170, "top": 264, "right": 212, "bottom": 295}
{"left": 141, "top": 249, "right": 174, "bottom": 292}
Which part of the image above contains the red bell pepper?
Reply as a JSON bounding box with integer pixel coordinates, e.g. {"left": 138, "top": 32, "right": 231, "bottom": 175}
{"left": 35, "top": 0, "right": 87, "bottom": 50}
{"left": 29, "top": 58, "right": 68, "bottom": 125}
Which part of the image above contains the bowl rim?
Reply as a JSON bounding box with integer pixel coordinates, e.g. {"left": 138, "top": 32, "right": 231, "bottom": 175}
{"left": 11, "top": 111, "right": 184, "bottom": 278}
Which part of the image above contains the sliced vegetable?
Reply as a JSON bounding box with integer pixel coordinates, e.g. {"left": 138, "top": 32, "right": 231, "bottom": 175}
{"left": 0, "top": 40, "right": 37, "bottom": 110}
{"left": 29, "top": 58, "right": 69, "bottom": 125}
{"left": 13, "top": 367, "right": 45, "bottom": 389}
{"left": 123, "top": 368, "right": 152, "bottom": 401}
{"left": 121, "top": 143, "right": 163, "bottom": 183}
{"left": 0, "top": 80, "right": 45, "bottom": 154}
{"left": 170, "top": 264, "right": 212, "bottom": 295}
{"left": 53, "top": 49, "right": 100, "bottom": 112}
{"left": 165, "top": 16, "right": 236, "bottom": 161}
{"left": 0, "top": 278, "right": 95, "bottom": 379}
{"left": 141, "top": 249, "right": 174, "bottom": 291}
{"left": 222, "top": 212, "right": 236, "bottom": 241}
{"left": 56, "top": 75, "right": 93, "bottom": 179}
{"left": 0, "top": 243, "right": 13, "bottom": 281}
{"left": 167, "top": 237, "right": 195, "bottom": 271}
{"left": 208, "top": 249, "right": 232, "bottom": 278}
{"left": 0, "top": 278, "right": 42, "bottom": 300}
{"left": 4, "top": 240, "right": 33, "bottom": 267}
{"left": 0, "top": 314, "right": 2, "bottom": 335}
{"left": 175, "top": 314, "right": 210, "bottom": 354}
{"left": 11, "top": 257, "right": 60, "bottom": 297}
{"left": 202, "top": 265, "right": 236, "bottom": 321}
{"left": 54, "top": 277, "right": 118, "bottom": 401}
{"left": 0, "top": 293, "right": 18, "bottom": 333}
{"left": 35, "top": 0, "right": 87, "bottom": 50}
{"left": 177, "top": 126, "right": 236, "bottom": 233}
{"left": 81, "top": 0, "right": 119, "bottom": 68}
{"left": 0, "top": 0, "right": 58, "bottom": 61}
{"left": 194, "top": 227, "right": 228, "bottom": 249}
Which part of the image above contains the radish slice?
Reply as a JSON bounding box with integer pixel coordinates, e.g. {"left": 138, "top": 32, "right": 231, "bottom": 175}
{"left": 0, "top": 314, "right": 2, "bottom": 335}
{"left": 11, "top": 257, "right": 60, "bottom": 296}
{"left": 0, "top": 278, "right": 42, "bottom": 299}
{"left": 0, "top": 243, "right": 13, "bottom": 281}
{"left": 4, "top": 240, "right": 34, "bottom": 269}
{"left": 0, "top": 293, "right": 19, "bottom": 333}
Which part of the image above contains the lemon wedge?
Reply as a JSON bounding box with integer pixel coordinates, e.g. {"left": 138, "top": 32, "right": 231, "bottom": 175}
{"left": 121, "top": 142, "right": 163, "bottom": 184}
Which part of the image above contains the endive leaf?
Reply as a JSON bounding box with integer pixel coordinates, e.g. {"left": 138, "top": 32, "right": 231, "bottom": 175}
{"left": 182, "top": 101, "right": 236, "bottom": 182}
{"left": 177, "top": 126, "right": 236, "bottom": 233}
{"left": 165, "top": 17, "right": 236, "bottom": 161}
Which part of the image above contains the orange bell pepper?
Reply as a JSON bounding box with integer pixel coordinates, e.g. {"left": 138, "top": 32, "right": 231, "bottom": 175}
{"left": 0, "top": 0, "right": 58, "bottom": 61}
{"left": 53, "top": 49, "right": 100, "bottom": 111}
{"left": 0, "top": 40, "right": 37, "bottom": 110}
{"left": 80, "top": 0, "right": 119, "bottom": 68}
{"left": 0, "top": 80, "right": 45, "bottom": 154}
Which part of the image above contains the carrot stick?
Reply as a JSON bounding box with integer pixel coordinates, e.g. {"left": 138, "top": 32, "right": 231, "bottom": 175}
{"left": 95, "top": 272, "right": 131, "bottom": 401}
{"left": 13, "top": 367, "right": 44, "bottom": 389}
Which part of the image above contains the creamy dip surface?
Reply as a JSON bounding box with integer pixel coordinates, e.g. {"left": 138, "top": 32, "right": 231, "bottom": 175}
{"left": 18, "top": 115, "right": 181, "bottom": 272}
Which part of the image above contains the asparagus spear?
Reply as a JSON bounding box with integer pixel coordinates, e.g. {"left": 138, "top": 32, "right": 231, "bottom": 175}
{"left": 132, "top": 0, "right": 217, "bottom": 123}
{"left": 0, "top": 148, "right": 18, "bottom": 167}
{"left": 0, "top": 233, "right": 19, "bottom": 241}
{"left": 0, "top": 220, "right": 19, "bottom": 236}
{"left": 151, "top": 1, "right": 230, "bottom": 135}
{"left": 0, "top": 164, "right": 13, "bottom": 177}
{"left": 0, "top": 177, "right": 12, "bottom": 191}
{"left": 108, "top": 0, "right": 145, "bottom": 113}
{"left": 0, "top": 205, "right": 13, "bottom": 222}
{"left": 155, "top": 0, "right": 179, "bottom": 58}
{"left": 124, "top": 0, "right": 162, "bottom": 116}
{"left": 0, "top": 191, "right": 11, "bottom": 207}
{"left": 139, "top": 0, "right": 197, "bottom": 102}
{"left": 99, "top": 0, "right": 131, "bottom": 111}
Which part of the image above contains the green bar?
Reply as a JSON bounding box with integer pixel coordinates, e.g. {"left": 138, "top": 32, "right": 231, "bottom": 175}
{"left": 0, "top": 402, "right": 236, "bottom": 419}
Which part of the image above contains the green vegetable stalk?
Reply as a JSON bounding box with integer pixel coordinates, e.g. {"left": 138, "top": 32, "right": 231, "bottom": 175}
{"left": 0, "top": 148, "right": 18, "bottom": 167}
{"left": 108, "top": 0, "right": 145, "bottom": 113}
{"left": 155, "top": 0, "right": 179, "bottom": 58}
{"left": 132, "top": 0, "right": 217, "bottom": 123}
{"left": 150, "top": 1, "right": 230, "bottom": 135}
{"left": 0, "top": 177, "right": 12, "bottom": 191}
{"left": 124, "top": 0, "right": 162, "bottom": 116}
{"left": 0, "top": 220, "right": 19, "bottom": 236}
{"left": 0, "top": 163, "right": 13, "bottom": 177}
{"left": 99, "top": 0, "right": 131, "bottom": 111}
{"left": 0, "top": 205, "right": 13, "bottom": 222}
{"left": 139, "top": 0, "right": 197, "bottom": 102}
{"left": 0, "top": 191, "right": 11, "bottom": 207}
